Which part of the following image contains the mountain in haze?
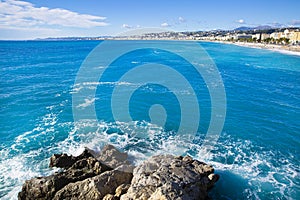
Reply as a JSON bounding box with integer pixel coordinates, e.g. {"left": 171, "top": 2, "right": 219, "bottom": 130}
{"left": 234, "top": 25, "right": 273, "bottom": 31}
{"left": 253, "top": 25, "right": 274, "bottom": 30}
{"left": 234, "top": 26, "right": 253, "bottom": 31}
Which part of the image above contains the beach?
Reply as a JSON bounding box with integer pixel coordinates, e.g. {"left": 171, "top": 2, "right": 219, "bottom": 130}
{"left": 213, "top": 40, "right": 300, "bottom": 56}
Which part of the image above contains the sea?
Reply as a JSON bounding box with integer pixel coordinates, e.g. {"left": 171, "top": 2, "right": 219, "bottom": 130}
{"left": 0, "top": 40, "right": 299, "bottom": 199}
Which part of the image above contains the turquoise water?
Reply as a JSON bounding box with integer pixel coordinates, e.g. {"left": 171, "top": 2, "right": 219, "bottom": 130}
{"left": 0, "top": 40, "right": 299, "bottom": 199}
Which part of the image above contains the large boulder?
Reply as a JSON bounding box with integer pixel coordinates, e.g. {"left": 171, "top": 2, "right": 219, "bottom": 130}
{"left": 18, "top": 150, "right": 112, "bottom": 200}
{"left": 96, "top": 144, "right": 131, "bottom": 169}
{"left": 120, "top": 155, "right": 219, "bottom": 200}
{"left": 53, "top": 167, "right": 133, "bottom": 200}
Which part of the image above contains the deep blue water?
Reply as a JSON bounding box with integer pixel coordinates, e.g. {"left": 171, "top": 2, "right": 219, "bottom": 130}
{"left": 0, "top": 40, "right": 299, "bottom": 199}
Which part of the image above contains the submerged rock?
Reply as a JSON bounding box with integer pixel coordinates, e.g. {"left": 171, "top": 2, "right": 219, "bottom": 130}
{"left": 18, "top": 145, "right": 219, "bottom": 200}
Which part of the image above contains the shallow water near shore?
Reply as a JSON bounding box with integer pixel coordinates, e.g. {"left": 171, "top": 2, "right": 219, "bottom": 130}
{"left": 0, "top": 40, "right": 299, "bottom": 199}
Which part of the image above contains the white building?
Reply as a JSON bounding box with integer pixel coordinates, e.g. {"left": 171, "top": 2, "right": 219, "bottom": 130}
{"left": 252, "top": 33, "right": 261, "bottom": 40}
{"left": 282, "top": 29, "right": 290, "bottom": 38}
{"left": 289, "top": 31, "right": 300, "bottom": 43}
{"left": 270, "top": 32, "right": 281, "bottom": 39}
{"left": 261, "top": 33, "right": 270, "bottom": 40}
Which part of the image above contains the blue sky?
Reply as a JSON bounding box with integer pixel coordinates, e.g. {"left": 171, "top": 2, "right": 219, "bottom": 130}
{"left": 0, "top": 0, "right": 299, "bottom": 40}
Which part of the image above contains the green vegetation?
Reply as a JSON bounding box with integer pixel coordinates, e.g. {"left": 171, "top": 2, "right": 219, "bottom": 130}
{"left": 263, "top": 37, "right": 290, "bottom": 45}
{"left": 237, "top": 38, "right": 257, "bottom": 43}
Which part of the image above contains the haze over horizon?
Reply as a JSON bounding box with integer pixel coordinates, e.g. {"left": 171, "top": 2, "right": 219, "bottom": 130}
{"left": 0, "top": 0, "right": 300, "bottom": 40}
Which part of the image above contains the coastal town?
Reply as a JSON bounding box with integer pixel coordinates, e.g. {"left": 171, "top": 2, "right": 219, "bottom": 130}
{"left": 39, "top": 27, "right": 300, "bottom": 54}
{"left": 184, "top": 28, "right": 299, "bottom": 44}
{"left": 117, "top": 27, "right": 300, "bottom": 44}
{"left": 113, "top": 27, "right": 300, "bottom": 53}
{"left": 39, "top": 27, "right": 300, "bottom": 44}
{"left": 115, "top": 27, "right": 300, "bottom": 52}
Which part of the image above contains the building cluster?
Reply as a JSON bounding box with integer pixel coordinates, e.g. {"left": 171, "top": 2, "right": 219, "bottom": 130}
{"left": 199, "top": 29, "right": 300, "bottom": 44}
{"left": 40, "top": 28, "right": 300, "bottom": 45}
{"left": 121, "top": 28, "right": 300, "bottom": 45}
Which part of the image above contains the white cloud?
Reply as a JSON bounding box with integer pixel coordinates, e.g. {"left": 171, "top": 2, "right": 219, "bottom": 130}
{"left": 236, "top": 19, "right": 245, "bottom": 24}
{"left": 122, "top": 24, "right": 132, "bottom": 29}
{"left": 178, "top": 17, "right": 186, "bottom": 23}
{"left": 0, "top": 0, "right": 108, "bottom": 29}
{"left": 122, "top": 24, "right": 143, "bottom": 29}
{"left": 161, "top": 22, "right": 170, "bottom": 27}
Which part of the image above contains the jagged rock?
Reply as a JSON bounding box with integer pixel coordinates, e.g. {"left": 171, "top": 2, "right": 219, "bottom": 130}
{"left": 53, "top": 168, "right": 133, "bottom": 200}
{"left": 18, "top": 145, "right": 218, "bottom": 200}
{"left": 49, "top": 148, "right": 96, "bottom": 169}
{"left": 49, "top": 153, "right": 76, "bottom": 169}
{"left": 96, "top": 144, "right": 131, "bottom": 169}
{"left": 120, "top": 155, "right": 219, "bottom": 200}
{"left": 115, "top": 184, "right": 130, "bottom": 197}
{"left": 103, "top": 194, "right": 117, "bottom": 200}
{"left": 18, "top": 152, "right": 110, "bottom": 200}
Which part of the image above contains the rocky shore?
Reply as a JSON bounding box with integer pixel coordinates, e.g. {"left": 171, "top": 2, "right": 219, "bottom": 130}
{"left": 18, "top": 145, "right": 219, "bottom": 200}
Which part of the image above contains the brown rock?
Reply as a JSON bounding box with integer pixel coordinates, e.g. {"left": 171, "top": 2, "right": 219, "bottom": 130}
{"left": 121, "top": 155, "right": 219, "bottom": 200}
{"left": 18, "top": 145, "right": 218, "bottom": 200}
{"left": 49, "top": 148, "right": 95, "bottom": 169}
{"left": 97, "top": 144, "right": 131, "bottom": 169}
{"left": 103, "top": 194, "right": 117, "bottom": 200}
{"left": 115, "top": 184, "right": 130, "bottom": 197}
{"left": 19, "top": 152, "right": 109, "bottom": 200}
{"left": 53, "top": 168, "right": 133, "bottom": 200}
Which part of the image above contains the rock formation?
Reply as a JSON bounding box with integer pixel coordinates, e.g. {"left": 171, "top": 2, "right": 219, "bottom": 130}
{"left": 120, "top": 155, "right": 219, "bottom": 200}
{"left": 18, "top": 145, "right": 219, "bottom": 200}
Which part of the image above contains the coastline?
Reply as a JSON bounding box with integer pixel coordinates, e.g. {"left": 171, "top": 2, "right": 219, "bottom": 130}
{"left": 209, "top": 40, "right": 300, "bottom": 56}
{"left": 18, "top": 38, "right": 300, "bottom": 57}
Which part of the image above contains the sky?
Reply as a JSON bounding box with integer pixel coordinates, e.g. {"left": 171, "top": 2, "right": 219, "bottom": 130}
{"left": 0, "top": 0, "right": 300, "bottom": 40}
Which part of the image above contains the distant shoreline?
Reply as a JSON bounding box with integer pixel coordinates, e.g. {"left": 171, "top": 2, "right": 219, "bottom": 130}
{"left": 209, "top": 40, "right": 300, "bottom": 56}
{"left": 1, "top": 39, "right": 300, "bottom": 56}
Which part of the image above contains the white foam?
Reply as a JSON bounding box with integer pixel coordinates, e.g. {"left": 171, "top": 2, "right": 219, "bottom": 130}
{"left": 70, "top": 85, "right": 83, "bottom": 94}
{"left": 76, "top": 98, "right": 98, "bottom": 109}
{"left": 1, "top": 117, "right": 298, "bottom": 199}
{"left": 70, "top": 81, "right": 136, "bottom": 94}
{"left": 0, "top": 147, "right": 59, "bottom": 200}
{"left": 200, "top": 134, "right": 299, "bottom": 199}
